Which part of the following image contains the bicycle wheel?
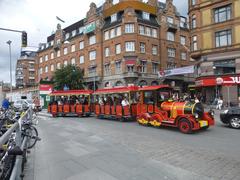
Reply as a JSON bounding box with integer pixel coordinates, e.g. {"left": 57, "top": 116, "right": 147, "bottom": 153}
{"left": 24, "top": 126, "right": 38, "bottom": 149}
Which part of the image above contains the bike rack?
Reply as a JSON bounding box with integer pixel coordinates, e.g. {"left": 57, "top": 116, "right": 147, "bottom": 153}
{"left": 0, "top": 108, "right": 32, "bottom": 180}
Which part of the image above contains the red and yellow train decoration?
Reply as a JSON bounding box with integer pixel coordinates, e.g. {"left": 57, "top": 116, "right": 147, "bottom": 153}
{"left": 48, "top": 85, "right": 214, "bottom": 134}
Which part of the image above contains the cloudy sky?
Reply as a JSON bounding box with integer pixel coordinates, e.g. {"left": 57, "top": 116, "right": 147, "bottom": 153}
{"left": 0, "top": 0, "right": 188, "bottom": 85}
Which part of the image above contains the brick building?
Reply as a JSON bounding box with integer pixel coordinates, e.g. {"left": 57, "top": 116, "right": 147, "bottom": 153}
{"left": 189, "top": 0, "right": 240, "bottom": 105}
{"left": 36, "top": 0, "right": 192, "bottom": 90}
{"left": 16, "top": 47, "right": 38, "bottom": 88}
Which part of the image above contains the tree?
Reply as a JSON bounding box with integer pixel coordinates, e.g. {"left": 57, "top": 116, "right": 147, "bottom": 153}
{"left": 53, "top": 65, "right": 85, "bottom": 90}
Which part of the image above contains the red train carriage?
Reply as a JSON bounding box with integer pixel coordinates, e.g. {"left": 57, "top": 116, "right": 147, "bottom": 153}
{"left": 93, "top": 86, "right": 139, "bottom": 121}
{"left": 136, "top": 85, "right": 215, "bottom": 133}
{"left": 48, "top": 90, "right": 93, "bottom": 117}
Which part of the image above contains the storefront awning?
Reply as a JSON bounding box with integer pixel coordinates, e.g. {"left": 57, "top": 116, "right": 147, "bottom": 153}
{"left": 125, "top": 60, "right": 136, "bottom": 65}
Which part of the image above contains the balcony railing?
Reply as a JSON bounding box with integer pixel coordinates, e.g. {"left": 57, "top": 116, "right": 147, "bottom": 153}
{"left": 167, "top": 23, "right": 178, "bottom": 32}
{"left": 123, "top": 72, "right": 139, "bottom": 78}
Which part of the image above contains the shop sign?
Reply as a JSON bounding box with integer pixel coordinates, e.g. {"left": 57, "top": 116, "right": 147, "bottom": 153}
{"left": 84, "top": 22, "right": 96, "bottom": 34}
{"left": 196, "top": 75, "right": 240, "bottom": 87}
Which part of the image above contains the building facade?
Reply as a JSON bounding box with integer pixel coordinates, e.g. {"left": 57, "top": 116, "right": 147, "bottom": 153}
{"left": 16, "top": 47, "right": 38, "bottom": 88}
{"left": 36, "top": 0, "right": 192, "bottom": 90}
{"left": 189, "top": 0, "right": 240, "bottom": 105}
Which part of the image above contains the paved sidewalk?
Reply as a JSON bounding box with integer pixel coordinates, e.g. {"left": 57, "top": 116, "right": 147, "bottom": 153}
{"left": 24, "top": 114, "right": 213, "bottom": 180}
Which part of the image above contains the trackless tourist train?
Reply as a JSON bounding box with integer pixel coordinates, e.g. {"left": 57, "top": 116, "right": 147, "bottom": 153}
{"left": 48, "top": 85, "right": 215, "bottom": 134}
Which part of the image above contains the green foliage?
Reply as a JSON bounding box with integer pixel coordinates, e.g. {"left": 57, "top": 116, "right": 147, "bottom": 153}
{"left": 53, "top": 64, "right": 85, "bottom": 90}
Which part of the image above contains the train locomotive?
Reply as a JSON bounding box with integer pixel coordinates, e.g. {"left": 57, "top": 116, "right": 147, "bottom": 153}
{"left": 137, "top": 86, "right": 215, "bottom": 133}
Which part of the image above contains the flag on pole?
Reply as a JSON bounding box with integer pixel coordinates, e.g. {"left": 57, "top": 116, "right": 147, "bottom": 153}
{"left": 56, "top": 16, "right": 65, "bottom": 23}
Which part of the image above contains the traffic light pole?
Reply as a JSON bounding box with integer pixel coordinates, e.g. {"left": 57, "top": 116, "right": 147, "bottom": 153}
{"left": 0, "top": 27, "right": 23, "bottom": 33}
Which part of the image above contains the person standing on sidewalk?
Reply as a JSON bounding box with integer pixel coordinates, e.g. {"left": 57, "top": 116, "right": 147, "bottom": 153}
{"left": 216, "top": 97, "right": 223, "bottom": 110}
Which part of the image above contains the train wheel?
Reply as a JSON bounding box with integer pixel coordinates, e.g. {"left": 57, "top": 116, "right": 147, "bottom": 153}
{"left": 179, "top": 119, "right": 192, "bottom": 134}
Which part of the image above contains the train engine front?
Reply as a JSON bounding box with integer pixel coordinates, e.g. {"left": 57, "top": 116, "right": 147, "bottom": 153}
{"left": 160, "top": 101, "right": 215, "bottom": 133}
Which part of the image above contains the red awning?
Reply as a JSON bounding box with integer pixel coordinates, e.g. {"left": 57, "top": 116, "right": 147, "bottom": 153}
{"left": 125, "top": 60, "right": 136, "bottom": 65}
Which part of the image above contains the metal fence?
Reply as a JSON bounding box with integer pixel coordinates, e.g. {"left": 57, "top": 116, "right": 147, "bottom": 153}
{"left": 0, "top": 108, "right": 33, "bottom": 180}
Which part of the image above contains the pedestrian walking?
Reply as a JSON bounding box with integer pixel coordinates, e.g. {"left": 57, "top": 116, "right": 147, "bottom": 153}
{"left": 216, "top": 97, "right": 223, "bottom": 110}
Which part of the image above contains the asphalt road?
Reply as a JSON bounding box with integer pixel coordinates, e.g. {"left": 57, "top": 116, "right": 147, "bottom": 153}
{"left": 25, "top": 110, "right": 240, "bottom": 180}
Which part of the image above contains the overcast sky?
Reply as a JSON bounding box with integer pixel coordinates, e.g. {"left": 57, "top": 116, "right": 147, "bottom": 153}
{"left": 0, "top": 0, "right": 187, "bottom": 85}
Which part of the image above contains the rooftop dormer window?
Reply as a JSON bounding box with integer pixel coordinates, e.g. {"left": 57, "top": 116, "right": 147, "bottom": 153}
{"left": 142, "top": 12, "right": 150, "bottom": 20}
{"left": 167, "top": 16, "right": 174, "bottom": 24}
{"left": 72, "top": 30, "right": 76, "bottom": 37}
{"left": 79, "top": 27, "right": 84, "bottom": 34}
{"left": 65, "top": 33, "right": 70, "bottom": 40}
{"left": 111, "top": 13, "right": 117, "bottom": 23}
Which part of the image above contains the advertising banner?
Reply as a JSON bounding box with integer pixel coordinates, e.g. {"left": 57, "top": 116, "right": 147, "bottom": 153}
{"left": 158, "top": 65, "right": 194, "bottom": 78}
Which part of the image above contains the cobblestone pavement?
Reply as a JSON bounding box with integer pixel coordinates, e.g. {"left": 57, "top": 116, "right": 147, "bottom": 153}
{"left": 25, "top": 110, "right": 240, "bottom": 180}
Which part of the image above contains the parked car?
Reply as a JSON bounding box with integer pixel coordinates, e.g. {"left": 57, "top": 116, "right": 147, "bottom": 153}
{"left": 13, "top": 99, "right": 35, "bottom": 111}
{"left": 220, "top": 107, "right": 240, "bottom": 129}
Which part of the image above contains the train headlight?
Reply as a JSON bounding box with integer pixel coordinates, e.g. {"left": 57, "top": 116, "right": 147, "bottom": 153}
{"left": 194, "top": 113, "right": 199, "bottom": 119}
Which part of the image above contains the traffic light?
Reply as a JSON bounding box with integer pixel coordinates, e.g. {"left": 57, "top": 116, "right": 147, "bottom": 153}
{"left": 22, "top": 31, "right": 27, "bottom": 47}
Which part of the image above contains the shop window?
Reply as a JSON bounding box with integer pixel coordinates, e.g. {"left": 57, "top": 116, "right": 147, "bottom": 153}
{"left": 213, "top": 59, "right": 235, "bottom": 75}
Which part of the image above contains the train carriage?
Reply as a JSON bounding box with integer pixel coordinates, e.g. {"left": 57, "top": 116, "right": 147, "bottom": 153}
{"left": 93, "top": 86, "right": 139, "bottom": 121}
{"left": 137, "top": 85, "right": 215, "bottom": 133}
{"left": 48, "top": 89, "right": 93, "bottom": 117}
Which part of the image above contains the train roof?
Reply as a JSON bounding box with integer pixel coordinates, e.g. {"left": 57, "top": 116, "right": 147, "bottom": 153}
{"left": 49, "top": 89, "right": 93, "bottom": 96}
{"left": 139, "top": 85, "right": 171, "bottom": 91}
{"left": 93, "top": 86, "right": 138, "bottom": 95}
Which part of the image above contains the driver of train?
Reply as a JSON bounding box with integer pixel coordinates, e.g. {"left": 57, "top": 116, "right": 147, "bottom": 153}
{"left": 121, "top": 96, "right": 129, "bottom": 107}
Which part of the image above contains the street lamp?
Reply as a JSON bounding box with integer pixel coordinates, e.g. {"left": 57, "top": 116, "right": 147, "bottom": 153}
{"left": 6, "top": 40, "right": 12, "bottom": 97}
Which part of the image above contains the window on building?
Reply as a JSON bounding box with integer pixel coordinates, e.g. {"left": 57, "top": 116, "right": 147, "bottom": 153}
{"left": 79, "top": 27, "right": 84, "bottom": 34}
{"left": 145, "top": 27, "right": 151, "bottom": 36}
{"left": 71, "top": 58, "right": 76, "bottom": 65}
{"left": 56, "top": 39, "right": 61, "bottom": 45}
{"left": 127, "top": 65, "right": 134, "bottom": 73}
{"left": 142, "top": 12, "right": 150, "bottom": 20}
{"left": 39, "top": 68, "right": 42, "bottom": 74}
{"left": 89, "top": 35, "right": 96, "bottom": 45}
{"left": 192, "top": 0, "right": 196, "bottom": 6}
{"left": 215, "top": 29, "right": 232, "bottom": 47}
{"left": 79, "top": 55, "right": 84, "bottom": 64}
{"left": 214, "top": 5, "right": 231, "bottom": 23}
{"left": 72, "top": 30, "right": 76, "bottom": 37}
{"left": 167, "top": 16, "right": 174, "bottom": 24}
{"left": 57, "top": 63, "right": 61, "bottom": 69}
{"left": 110, "top": 28, "right": 115, "bottom": 38}
{"left": 57, "top": 50, "right": 60, "bottom": 57}
{"left": 104, "top": 64, "right": 111, "bottom": 76}
{"left": 213, "top": 59, "right": 235, "bottom": 75}
{"left": 192, "top": 35, "right": 197, "bottom": 51}
{"left": 115, "top": 61, "right": 122, "bottom": 74}
{"left": 125, "top": 24, "right": 134, "bottom": 33}
{"left": 50, "top": 52, "right": 54, "bottom": 59}
{"left": 167, "top": 31, "right": 175, "bottom": 41}
{"left": 152, "top": 45, "right": 158, "bottom": 55}
{"left": 45, "top": 66, "right": 48, "bottom": 73}
{"left": 181, "top": 52, "right": 187, "bottom": 60}
{"left": 115, "top": 44, "right": 121, "bottom": 54}
{"left": 104, "top": 31, "right": 109, "bottom": 40}
{"left": 140, "top": 42, "right": 146, "bottom": 53}
{"left": 45, "top": 55, "right": 48, "bottom": 61}
{"left": 64, "top": 47, "right": 68, "bottom": 55}
{"left": 180, "top": 17, "right": 187, "bottom": 28}
{"left": 192, "top": 14, "right": 196, "bottom": 29}
{"left": 89, "top": 67, "right": 96, "bottom": 76}
{"left": 50, "top": 41, "right": 54, "bottom": 46}
{"left": 168, "top": 48, "right": 176, "bottom": 57}
{"left": 125, "top": 42, "right": 135, "bottom": 52}
{"left": 39, "top": 57, "right": 43, "bottom": 63}
{"left": 64, "top": 60, "right": 68, "bottom": 67}
{"left": 116, "top": 26, "right": 121, "bottom": 36}
{"left": 51, "top": 64, "right": 54, "bottom": 71}
{"left": 152, "top": 28, "right": 157, "bottom": 38}
{"left": 152, "top": 63, "right": 158, "bottom": 74}
{"left": 140, "top": 61, "right": 147, "bottom": 73}
{"left": 111, "top": 13, "right": 117, "bottom": 23}
{"left": 79, "top": 41, "right": 84, "bottom": 49}
{"left": 71, "top": 44, "right": 75, "bottom": 52}
{"left": 180, "top": 36, "right": 186, "bottom": 45}
{"left": 139, "top": 25, "right": 145, "bottom": 35}
{"left": 89, "top": 50, "right": 96, "bottom": 60}
{"left": 105, "top": 47, "right": 110, "bottom": 57}
{"left": 65, "top": 33, "right": 70, "bottom": 40}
